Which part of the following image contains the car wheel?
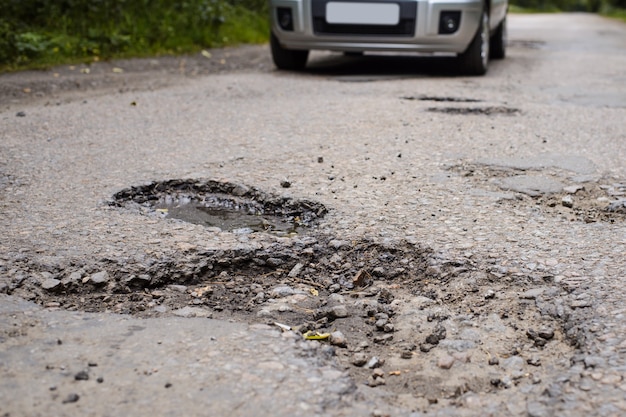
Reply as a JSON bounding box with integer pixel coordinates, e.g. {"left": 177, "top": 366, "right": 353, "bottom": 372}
{"left": 458, "top": 10, "right": 489, "bottom": 76}
{"left": 270, "top": 32, "right": 309, "bottom": 71}
{"left": 490, "top": 17, "right": 506, "bottom": 59}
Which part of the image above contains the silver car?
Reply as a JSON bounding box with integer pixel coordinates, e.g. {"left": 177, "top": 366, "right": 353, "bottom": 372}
{"left": 269, "top": 0, "right": 507, "bottom": 75}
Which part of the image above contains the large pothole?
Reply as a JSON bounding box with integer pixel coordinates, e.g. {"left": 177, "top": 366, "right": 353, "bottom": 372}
{"left": 110, "top": 179, "right": 328, "bottom": 235}
{"left": 4, "top": 179, "right": 579, "bottom": 413}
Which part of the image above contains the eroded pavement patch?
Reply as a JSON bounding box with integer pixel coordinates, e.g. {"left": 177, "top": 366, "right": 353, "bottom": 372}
{"left": 1, "top": 178, "right": 595, "bottom": 414}
{"left": 448, "top": 153, "right": 626, "bottom": 224}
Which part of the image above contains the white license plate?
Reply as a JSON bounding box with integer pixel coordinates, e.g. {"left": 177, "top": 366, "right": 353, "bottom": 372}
{"left": 326, "top": 2, "right": 400, "bottom": 26}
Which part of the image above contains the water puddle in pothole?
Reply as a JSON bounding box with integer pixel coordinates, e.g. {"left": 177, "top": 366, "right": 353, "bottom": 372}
{"left": 111, "top": 179, "right": 327, "bottom": 236}
{"left": 155, "top": 202, "right": 301, "bottom": 235}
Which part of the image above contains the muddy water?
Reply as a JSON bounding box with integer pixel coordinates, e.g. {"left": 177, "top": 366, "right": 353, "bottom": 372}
{"left": 155, "top": 202, "right": 300, "bottom": 235}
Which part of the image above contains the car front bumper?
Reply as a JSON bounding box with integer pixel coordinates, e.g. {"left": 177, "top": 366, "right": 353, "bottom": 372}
{"left": 271, "top": 0, "right": 484, "bottom": 54}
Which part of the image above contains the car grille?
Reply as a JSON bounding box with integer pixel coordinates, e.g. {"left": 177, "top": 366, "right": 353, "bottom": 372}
{"left": 312, "top": 0, "right": 417, "bottom": 37}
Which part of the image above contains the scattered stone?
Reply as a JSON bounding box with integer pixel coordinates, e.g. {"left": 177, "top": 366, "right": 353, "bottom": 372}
{"left": 352, "top": 269, "right": 368, "bottom": 287}
{"left": 420, "top": 343, "right": 435, "bottom": 353}
{"left": 561, "top": 195, "right": 574, "bottom": 208}
{"left": 89, "top": 271, "right": 110, "bottom": 285}
{"left": 327, "top": 305, "right": 349, "bottom": 320}
{"left": 538, "top": 328, "right": 555, "bottom": 340}
{"left": 437, "top": 354, "right": 455, "bottom": 369}
{"left": 527, "top": 329, "right": 549, "bottom": 347}
{"left": 41, "top": 278, "right": 62, "bottom": 291}
{"left": 373, "top": 334, "right": 393, "bottom": 344}
{"left": 230, "top": 184, "right": 249, "bottom": 196}
{"left": 383, "top": 323, "right": 395, "bottom": 333}
{"left": 527, "top": 356, "right": 542, "bottom": 367}
{"left": 126, "top": 274, "right": 152, "bottom": 286}
{"left": 288, "top": 263, "right": 304, "bottom": 278}
{"left": 519, "top": 288, "right": 544, "bottom": 300}
{"left": 62, "top": 393, "right": 80, "bottom": 404}
{"left": 488, "top": 355, "right": 500, "bottom": 365}
{"left": 97, "top": 376, "right": 104, "bottom": 383}
{"left": 270, "top": 285, "right": 296, "bottom": 298}
{"left": 372, "top": 369, "right": 385, "bottom": 378}
{"left": 425, "top": 323, "right": 446, "bottom": 345}
{"left": 266, "top": 258, "right": 284, "bottom": 267}
{"left": 317, "top": 157, "right": 324, "bottom": 163}
{"left": 351, "top": 353, "right": 368, "bottom": 367}
{"left": 329, "top": 331, "right": 347, "bottom": 348}
{"left": 375, "top": 319, "right": 388, "bottom": 330}
{"left": 372, "top": 267, "right": 386, "bottom": 277}
{"left": 367, "top": 375, "right": 386, "bottom": 387}
{"left": 570, "top": 299, "right": 592, "bottom": 308}
{"left": 484, "top": 289, "right": 496, "bottom": 299}
{"left": 563, "top": 185, "right": 584, "bottom": 194}
{"left": 74, "top": 370, "right": 89, "bottom": 381}
{"left": 280, "top": 180, "right": 291, "bottom": 188}
{"left": 16, "top": 111, "right": 26, "bottom": 117}
{"left": 401, "top": 351, "right": 413, "bottom": 359}
{"left": 329, "top": 239, "right": 350, "bottom": 250}
{"left": 365, "top": 356, "right": 384, "bottom": 369}
{"left": 167, "top": 284, "right": 187, "bottom": 292}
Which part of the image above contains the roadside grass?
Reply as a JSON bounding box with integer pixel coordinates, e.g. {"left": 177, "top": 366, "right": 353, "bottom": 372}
{"left": 509, "top": 5, "right": 562, "bottom": 12}
{"left": 601, "top": 7, "right": 626, "bottom": 20}
{"left": 510, "top": 3, "right": 626, "bottom": 19}
{"left": 0, "top": 1, "right": 269, "bottom": 73}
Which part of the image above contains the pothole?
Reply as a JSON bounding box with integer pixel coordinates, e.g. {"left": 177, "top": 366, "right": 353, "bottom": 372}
{"left": 450, "top": 164, "right": 626, "bottom": 223}
{"left": 401, "top": 95, "right": 483, "bottom": 103}
{"left": 508, "top": 39, "right": 546, "bottom": 49}
{"left": 110, "top": 179, "right": 327, "bottom": 235}
{"left": 3, "top": 179, "right": 578, "bottom": 413}
{"left": 427, "top": 106, "right": 520, "bottom": 115}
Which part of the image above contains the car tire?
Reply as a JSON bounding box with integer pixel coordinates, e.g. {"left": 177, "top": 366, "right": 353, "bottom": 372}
{"left": 458, "top": 10, "right": 489, "bottom": 76}
{"left": 270, "top": 32, "right": 309, "bottom": 71}
{"left": 490, "top": 17, "right": 506, "bottom": 59}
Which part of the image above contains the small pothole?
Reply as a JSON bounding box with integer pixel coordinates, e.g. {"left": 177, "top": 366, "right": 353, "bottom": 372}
{"left": 111, "top": 179, "right": 327, "bottom": 235}
{"left": 427, "top": 106, "right": 520, "bottom": 115}
{"left": 402, "top": 95, "right": 483, "bottom": 103}
{"left": 449, "top": 164, "right": 626, "bottom": 223}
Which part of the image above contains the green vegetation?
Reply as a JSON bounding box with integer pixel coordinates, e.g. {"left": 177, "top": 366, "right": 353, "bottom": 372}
{"left": 0, "top": 0, "right": 624, "bottom": 72}
{"left": 510, "top": 0, "right": 625, "bottom": 13}
{"left": 602, "top": 6, "right": 626, "bottom": 21}
{"left": 0, "top": 0, "right": 269, "bottom": 71}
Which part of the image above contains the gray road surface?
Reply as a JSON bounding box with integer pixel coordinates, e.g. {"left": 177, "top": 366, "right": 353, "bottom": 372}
{"left": 1, "top": 13, "right": 626, "bottom": 417}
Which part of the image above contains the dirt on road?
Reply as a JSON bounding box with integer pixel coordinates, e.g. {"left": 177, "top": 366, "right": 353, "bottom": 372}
{"left": 2, "top": 13, "right": 626, "bottom": 417}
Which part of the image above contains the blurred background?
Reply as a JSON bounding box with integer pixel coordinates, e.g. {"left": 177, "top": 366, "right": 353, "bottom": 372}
{"left": 0, "top": 0, "right": 624, "bottom": 71}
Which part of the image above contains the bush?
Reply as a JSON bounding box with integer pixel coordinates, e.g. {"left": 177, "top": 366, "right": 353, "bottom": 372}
{"left": 0, "top": 0, "right": 269, "bottom": 70}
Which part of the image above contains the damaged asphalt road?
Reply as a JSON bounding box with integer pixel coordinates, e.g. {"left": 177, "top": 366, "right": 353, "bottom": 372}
{"left": 2, "top": 14, "right": 626, "bottom": 417}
